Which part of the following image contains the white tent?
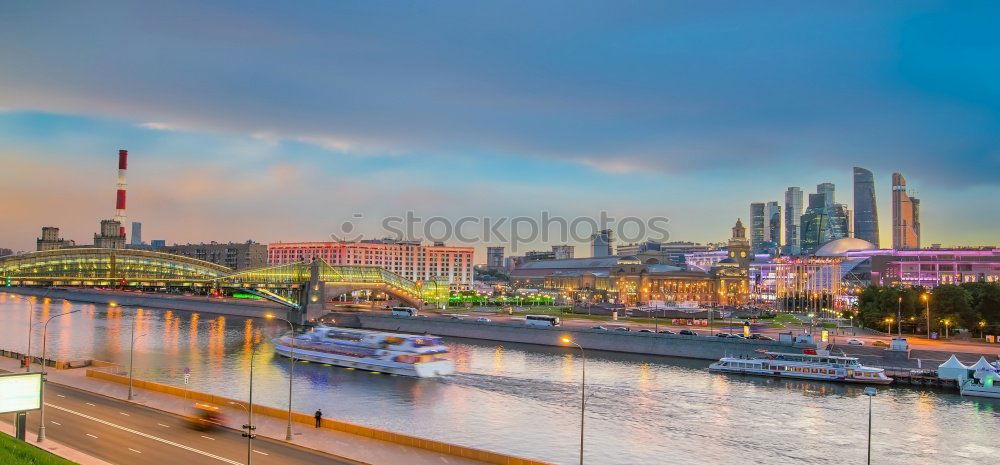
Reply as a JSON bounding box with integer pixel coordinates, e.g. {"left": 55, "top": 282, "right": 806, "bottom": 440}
{"left": 969, "top": 356, "right": 996, "bottom": 372}
{"left": 970, "top": 356, "right": 999, "bottom": 380}
{"left": 937, "top": 355, "right": 970, "bottom": 380}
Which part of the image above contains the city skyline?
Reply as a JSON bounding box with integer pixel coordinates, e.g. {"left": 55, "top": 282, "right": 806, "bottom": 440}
{"left": 2, "top": 2, "right": 1000, "bottom": 256}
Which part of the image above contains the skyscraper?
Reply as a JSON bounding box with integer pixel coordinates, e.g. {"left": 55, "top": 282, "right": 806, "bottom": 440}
{"left": 131, "top": 221, "right": 143, "bottom": 246}
{"left": 800, "top": 187, "right": 850, "bottom": 255}
{"left": 784, "top": 187, "right": 803, "bottom": 255}
{"left": 852, "top": 167, "right": 879, "bottom": 247}
{"left": 765, "top": 201, "right": 781, "bottom": 247}
{"left": 892, "top": 173, "right": 920, "bottom": 249}
{"left": 817, "top": 182, "right": 835, "bottom": 208}
{"left": 750, "top": 202, "right": 766, "bottom": 253}
{"left": 591, "top": 229, "right": 613, "bottom": 257}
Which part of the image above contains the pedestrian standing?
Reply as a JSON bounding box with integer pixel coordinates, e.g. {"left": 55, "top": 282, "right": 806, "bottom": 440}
{"left": 314, "top": 409, "right": 323, "bottom": 428}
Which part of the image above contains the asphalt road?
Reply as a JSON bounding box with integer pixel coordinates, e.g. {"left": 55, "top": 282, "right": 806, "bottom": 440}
{"left": 2, "top": 381, "right": 358, "bottom": 465}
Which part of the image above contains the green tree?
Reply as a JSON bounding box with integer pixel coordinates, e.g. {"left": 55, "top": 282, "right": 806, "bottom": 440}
{"left": 931, "top": 285, "right": 976, "bottom": 329}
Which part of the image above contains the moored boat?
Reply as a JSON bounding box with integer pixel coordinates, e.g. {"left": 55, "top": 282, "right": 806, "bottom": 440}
{"left": 709, "top": 351, "right": 892, "bottom": 385}
{"left": 272, "top": 325, "right": 454, "bottom": 378}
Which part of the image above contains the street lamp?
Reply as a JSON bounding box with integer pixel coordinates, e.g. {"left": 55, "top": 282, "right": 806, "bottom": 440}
{"left": 896, "top": 296, "right": 902, "bottom": 336}
{"left": 265, "top": 313, "right": 297, "bottom": 441}
{"left": 979, "top": 320, "right": 987, "bottom": 339}
{"left": 864, "top": 387, "right": 877, "bottom": 465}
{"left": 560, "top": 336, "right": 585, "bottom": 465}
{"left": 884, "top": 317, "right": 894, "bottom": 336}
{"left": 942, "top": 319, "right": 951, "bottom": 339}
{"left": 242, "top": 340, "right": 262, "bottom": 465}
{"left": 921, "top": 293, "right": 930, "bottom": 339}
{"left": 37, "top": 309, "right": 80, "bottom": 442}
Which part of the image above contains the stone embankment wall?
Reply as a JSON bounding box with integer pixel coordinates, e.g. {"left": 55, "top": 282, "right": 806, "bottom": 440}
{"left": 357, "top": 314, "right": 815, "bottom": 360}
{"left": 4, "top": 287, "right": 281, "bottom": 318}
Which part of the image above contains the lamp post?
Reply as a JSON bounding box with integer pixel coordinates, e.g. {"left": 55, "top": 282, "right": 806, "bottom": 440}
{"left": 37, "top": 309, "right": 80, "bottom": 442}
{"left": 921, "top": 293, "right": 930, "bottom": 339}
{"left": 943, "top": 319, "right": 951, "bottom": 339}
{"left": 242, "top": 341, "right": 261, "bottom": 465}
{"left": 127, "top": 308, "right": 147, "bottom": 401}
{"left": 979, "top": 320, "right": 987, "bottom": 339}
{"left": 560, "top": 336, "right": 585, "bottom": 465}
{"left": 265, "top": 313, "right": 296, "bottom": 441}
{"left": 864, "top": 387, "right": 877, "bottom": 465}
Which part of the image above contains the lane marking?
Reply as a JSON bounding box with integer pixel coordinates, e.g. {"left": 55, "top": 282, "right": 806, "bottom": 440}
{"left": 56, "top": 394, "right": 66, "bottom": 398}
{"left": 129, "top": 448, "right": 142, "bottom": 454}
{"left": 85, "top": 402, "right": 96, "bottom": 406}
{"left": 86, "top": 433, "right": 99, "bottom": 439}
{"left": 50, "top": 421, "right": 61, "bottom": 426}
{"left": 157, "top": 423, "right": 170, "bottom": 428}
{"left": 119, "top": 412, "right": 130, "bottom": 416}
{"left": 252, "top": 450, "right": 269, "bottom": 456}
{"left": 45, "top": 403, "right": 243, "bottom": 465}
{"left": 200, "top": 435, "right": 215, "bottom": 441}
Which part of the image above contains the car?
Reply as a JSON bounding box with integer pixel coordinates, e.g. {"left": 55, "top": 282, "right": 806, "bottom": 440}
{"left": 728, "top": 333, "right": 746, "bottom": 339}
{"left": 476, "top": 317, "right": 491, "bottom": 323}
{"left": 613, "top": 326, "right": 631, "bottom": 332}
{"left": 755, "top": 335, "right": 775, "bottom": 341}
{"left": 638, "top": 329, "right": 654, "bottom": 333}
{"left": 657, "top": 330, "right": 676, "bottom": 335}
{"left": 847, "top": 338, "right": 864, "bottom": 346}
{"left": 449, "top": 315, "right": 464, "bottom": 320}
{"left": 679, "top": 329, "right": 698, "bottom": 336}
{"left": 591, "top": 325, "right": 608, "bottom": 330}
{"left": 417, "top": 315, "right": 429, "bottom": 318}
{"left": 872, "top": 340, "right": 889, "bottom": 348}
{"left": 715, "top": 333, "right": 730, "bottom": 338}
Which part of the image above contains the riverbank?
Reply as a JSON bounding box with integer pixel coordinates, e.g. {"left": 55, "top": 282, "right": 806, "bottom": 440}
{"left": 5, "top": 287, "right": 283, "bottom": 318}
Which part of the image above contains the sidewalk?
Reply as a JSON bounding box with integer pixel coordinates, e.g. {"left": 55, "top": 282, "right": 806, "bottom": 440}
{"left": 0, "top": 357, "right": 490, "bottom": 465}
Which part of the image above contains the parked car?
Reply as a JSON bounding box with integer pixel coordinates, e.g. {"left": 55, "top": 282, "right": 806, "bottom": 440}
{"left": 728, "top": 333, "right": 746, "bottom": 339}
{"left": 591, "top": 325, "right": 608, "bottom": 331}
{"left": 657, "top": 330, "right": 676, "bottom": 335}
{"left": 638, "top": 329, "right": 654, "bottom": 333}
{"left": 612, "top": 326, "right": 631, "bottom": 332}
{"left": 753, "top": 335, "right": 775, "bottom": 341}
{"left": 847, "top": 338, "right": 864, "bottom": 346}
{"left": 679, "top": 329, "right": 698, "bottom": 336}
{"left": 873, "top": 340, "right": 889, "bottom": 348}
{"left": 715, "top": 333, "right": 730, "bottom": 338}
{"left": 449, "top": 315, "right": 464, "bottom": 320}
{"left": 476, "top": 317, "right": 492, "bottom": 323}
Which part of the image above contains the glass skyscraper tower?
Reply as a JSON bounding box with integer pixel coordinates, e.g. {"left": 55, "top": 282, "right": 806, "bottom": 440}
{"left": 852, "top": 167, "right": 879, "bottom": 247}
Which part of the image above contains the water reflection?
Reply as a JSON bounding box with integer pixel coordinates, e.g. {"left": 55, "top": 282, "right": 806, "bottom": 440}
{"left": 0, "top": 292, "right": 997, "bottom": 464}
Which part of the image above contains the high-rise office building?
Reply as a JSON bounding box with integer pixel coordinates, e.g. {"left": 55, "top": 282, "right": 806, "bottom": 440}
{"left": 800, "top": 187, "right": 850, "bottom": 255}
{"left": 131, "top": 222, "right": 143, "bottom": 246}
{"left": 784, "top": 187, "right": 803, "bottom": 255}
{"left": 750, "top": 202, "right": 766, "bottom": 253}
{"left": 852, "top": 167, "right": 879, "bottom": 247}
{"left": 591, "top": 229, "right": 613, "bottom": 257}
{"left": 551, "top": 245, "right": 575, "bottom": 260}
{"left": 817, "top": 183, "right": 835, "bottom": 208}
{"left": 486, "top": 246, "right": 505, "bottom": 270}
{"left": 765, "top": 201, "right": 781, "bottom": 247}
{"left": 892, "top": 173, "right": 920, "bottom": 249}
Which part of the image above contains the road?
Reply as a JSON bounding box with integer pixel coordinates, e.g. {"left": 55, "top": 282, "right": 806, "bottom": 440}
{"left": 2, "top": 381, "right": 358, "bottom": 465}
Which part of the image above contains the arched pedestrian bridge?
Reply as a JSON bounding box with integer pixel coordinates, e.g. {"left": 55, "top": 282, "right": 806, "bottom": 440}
{"left": 1, "top": 248, "right": 449, "bottom": 323}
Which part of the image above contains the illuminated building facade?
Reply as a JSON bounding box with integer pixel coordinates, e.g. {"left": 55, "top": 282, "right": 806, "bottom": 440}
{"left": 870, "top": 248, "right": 1000, "bottom": 287}
{"left": 772, "top": 257, "right": 843, "bottom": 316}
{"left": 268, "top": 239, "right": 474, "bottom": 289}
{"left": 36, "top": 226, "right": 75, "bottom": 251}
{"left": 163, "top": 241, "right": 268, "bottom": 270}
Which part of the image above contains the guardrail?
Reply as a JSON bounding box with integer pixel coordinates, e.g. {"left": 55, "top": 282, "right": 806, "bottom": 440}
{"left": 0, "top": 349, "right": 91, "bottom": 370}
{"left": 86, "top": 369, "right": 552, "bottom": 465}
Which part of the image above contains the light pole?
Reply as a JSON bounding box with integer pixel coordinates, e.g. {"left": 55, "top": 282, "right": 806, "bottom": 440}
{"left": 921, "top": 293, "right": 930, "bottom": 339}
{"left": 885, "top": 317, "right": 894, "bottom": 336}
{"left": 943, "top": 319, "right": 951, "bottom": 339}
{"left": 560, "top": 336, "right": 585, "bottom": 465}
{"left": 979, "top": 320, "right": 987, "bottom": 339}
{"left": 37, "top": 309, "right": 80, "bottom": 442}
{"left": 864, "top": 387, "right": 877, "bottom": 465}
{"left": 127, "top": 308, "right": 147, "bottom": 401}
{"left": 242, "top": 341, "right": 261, "bottom": 465}
{"left": 265, "top": 313, "right": 296, "bottom": 441}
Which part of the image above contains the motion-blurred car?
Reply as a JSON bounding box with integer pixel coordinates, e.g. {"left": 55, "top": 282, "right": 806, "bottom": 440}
{"left": 872, "top": 340, "right": 889, "bottom": 348}
{"left": 679, "top": 329, "right": 698, "bottom": 336}
{"left": 847, "top": 338, "right": 864, "bottom": 346}
{"left": 185, "top": 403, "right": 224, "bottom": 431}
{"left": 476, "top": 317, "right": 492, "bottom": 323}
{"left": 657, "top": 330, "right": 676, "bottom": 335}
{"left": 591, "top": 325, "right": 608, "bottom": 330}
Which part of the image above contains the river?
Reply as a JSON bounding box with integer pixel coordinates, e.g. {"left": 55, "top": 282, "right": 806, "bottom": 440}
{"left": 1, "top": 292, "right": 997, "bottom": 464}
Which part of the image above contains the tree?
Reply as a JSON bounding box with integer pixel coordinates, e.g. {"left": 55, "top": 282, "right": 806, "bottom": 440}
{"left": 931, "top": 285, "right": 976, "bottom": 329}
{"left": 969, "top": 283, "right": 1000, "bottom": 324}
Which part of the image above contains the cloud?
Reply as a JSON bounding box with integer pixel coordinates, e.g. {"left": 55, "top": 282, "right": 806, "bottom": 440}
{"left": 138, "top": 122, "right": 175, "bottom": 131}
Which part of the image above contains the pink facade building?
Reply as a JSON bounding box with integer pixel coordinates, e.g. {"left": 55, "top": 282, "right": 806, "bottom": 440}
{"left": 870, "top": 248, "right": 1000, "bottom": 287}
{"left": 268, "top": 239, "right": 474, "bottom": 289}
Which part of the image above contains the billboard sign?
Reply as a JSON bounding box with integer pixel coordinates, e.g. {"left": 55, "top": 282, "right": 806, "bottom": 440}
{"left": 0, "top": 372, "right": 43, "bottom": 414}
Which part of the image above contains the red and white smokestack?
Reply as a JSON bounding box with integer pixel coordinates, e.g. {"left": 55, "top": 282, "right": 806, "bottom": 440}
{"left": 114, "top": 149, "right": 128, "bottom": 237}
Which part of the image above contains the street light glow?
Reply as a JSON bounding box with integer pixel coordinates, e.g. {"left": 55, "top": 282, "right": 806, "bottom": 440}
{"left": 561, "top": 337, "right": 572, "bottom": 344}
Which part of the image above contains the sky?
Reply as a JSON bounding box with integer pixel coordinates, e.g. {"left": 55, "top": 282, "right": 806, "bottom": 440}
{"left": 1, "top": 1, "right": 999, "bottom": 259}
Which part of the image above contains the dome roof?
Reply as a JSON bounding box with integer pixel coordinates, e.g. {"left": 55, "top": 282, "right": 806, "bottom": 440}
{"left": 814, "top": 238, "right": 877, "bottom": 257}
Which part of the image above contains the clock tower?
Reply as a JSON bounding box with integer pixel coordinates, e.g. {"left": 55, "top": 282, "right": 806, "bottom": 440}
{"left": 727, "top": 218, "right": 751, "bottom": 268}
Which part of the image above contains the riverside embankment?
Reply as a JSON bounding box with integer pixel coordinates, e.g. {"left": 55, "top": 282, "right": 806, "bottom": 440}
{"left": 354, "top": 313, "right": 815, "bottom": 360}
{"left": 5, "top": 287, "right": 282, "bottom": 317}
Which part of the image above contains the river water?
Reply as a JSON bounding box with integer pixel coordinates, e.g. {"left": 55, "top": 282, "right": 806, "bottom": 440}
{"left": 1, "top": 292, "right": 997, "bottom": 464}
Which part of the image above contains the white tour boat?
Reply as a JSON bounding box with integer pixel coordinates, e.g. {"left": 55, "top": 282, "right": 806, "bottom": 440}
{"left": 272, "top": 325, "right": 455, "bottom": 378}
{"left": 709, "top": 351, "right": 893, "bottom": 385}
{"left": 958, "top": 357, "right": 1000, "bottom": 399}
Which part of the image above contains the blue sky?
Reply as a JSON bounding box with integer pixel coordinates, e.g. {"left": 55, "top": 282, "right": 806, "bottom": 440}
{"left": 1, "top": 1, "right": 998, "bottom": 257}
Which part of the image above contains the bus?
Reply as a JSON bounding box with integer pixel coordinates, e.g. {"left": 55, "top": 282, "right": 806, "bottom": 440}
{"left": 391, "top": 307, "right": 419, "bottom": 317}
{"left": 524, "top": 315, "right": 560, "bottom": 327}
